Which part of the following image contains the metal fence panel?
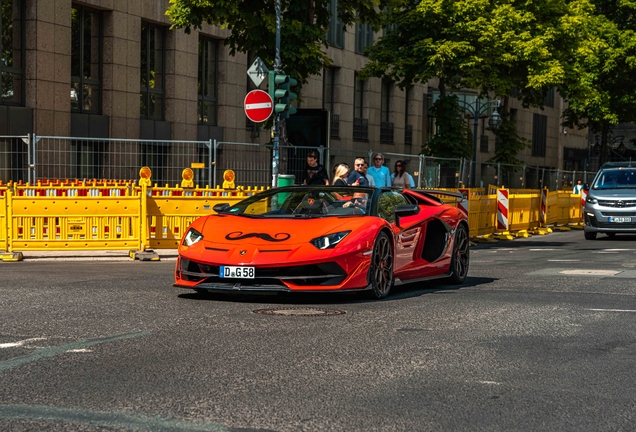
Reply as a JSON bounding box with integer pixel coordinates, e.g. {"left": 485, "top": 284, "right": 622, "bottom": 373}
{"left": 34, "top": 136, "right": 212, "bottom": 187}
{"left": 0, "top": 136, "right": 30, "bottom": 184}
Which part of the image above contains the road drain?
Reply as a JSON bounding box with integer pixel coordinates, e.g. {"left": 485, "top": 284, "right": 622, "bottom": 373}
{"left": 253, "top": 307, "right": 346, "bottom": 316}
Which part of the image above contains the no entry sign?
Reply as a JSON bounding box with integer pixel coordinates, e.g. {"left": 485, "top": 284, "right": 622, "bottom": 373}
{"left": 244, "top": 89, "right": 274, "bottom": 123}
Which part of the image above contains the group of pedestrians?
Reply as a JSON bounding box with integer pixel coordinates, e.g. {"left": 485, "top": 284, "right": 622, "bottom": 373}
{"left": 302, "top": 150, "right": 415, "bottom": 189}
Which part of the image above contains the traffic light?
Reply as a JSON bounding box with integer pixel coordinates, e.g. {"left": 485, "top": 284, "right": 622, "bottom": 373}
{"left": 267, "top": 71, "right": 298, "bottom": 119}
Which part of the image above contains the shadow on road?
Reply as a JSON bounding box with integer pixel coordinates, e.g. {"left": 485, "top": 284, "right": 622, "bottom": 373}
{"left": 177, "top": 275, "right": 498, "bottom": 305}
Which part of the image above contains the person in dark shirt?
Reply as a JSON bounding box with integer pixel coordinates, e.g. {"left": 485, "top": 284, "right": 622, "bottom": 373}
{"left": 346, "top": 157, "right": 369, "bottom": 187}
{"left": 302, "top": 150, "right": 329, "bottom": 185}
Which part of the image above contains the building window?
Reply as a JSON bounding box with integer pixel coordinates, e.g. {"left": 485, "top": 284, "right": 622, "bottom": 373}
{"left": 404, "top": 86, "right": 412, "bottom": 146}
{"left": 380, "top": 79, "right": 393, "bottom": 143}
{"left": 71, "top": 5, "right": 102, "bottom": 114}
{"left": 198, "top": 36, "right": 218, "bottom": 126}
{"left": 353, "top": 72, "right": 368, "bottom": 141}
{"left": 355, "top": 22, "right": 374, "bottom": 55}
{"left": 71, "top": 139, "right": 105, "bottom": 179}
{"left": 140, "top": 23, "right": 165, "bottom": 120}
{"left": 544, "top": 87, "right": 555, "bottom": 108}
{"left": 323, "top": 67, "right": 339, "bottom": 138}
{"left": 532, "top": 113, "right": 547, "bottom": 157}
{"left": 0, "top": 0, "right": 24, "bottom": 106}
{"left": 326, "top": 0, "right": 344, "bottom": 48}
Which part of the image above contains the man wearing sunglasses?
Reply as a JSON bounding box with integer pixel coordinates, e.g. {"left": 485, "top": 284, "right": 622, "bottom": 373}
{"left": 346, "top": 157, "right": 370, "bottom": 187}
{"left": 367, "top": 153, "right": 391, "bottom": 187}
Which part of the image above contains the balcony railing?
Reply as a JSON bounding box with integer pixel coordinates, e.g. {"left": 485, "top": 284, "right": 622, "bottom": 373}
{"left": 380, "top": 121, "right": 394, "bottom": 144}
{"left": 330, "top": 114, "right": 340, "bottom": 139}
{"left": 353, "top": 118, "right": 369, "bottom": 141}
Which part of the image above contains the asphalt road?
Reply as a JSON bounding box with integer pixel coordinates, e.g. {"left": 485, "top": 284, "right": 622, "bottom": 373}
{"left": 1, "top": 230, "right": 636, "bottom": 431}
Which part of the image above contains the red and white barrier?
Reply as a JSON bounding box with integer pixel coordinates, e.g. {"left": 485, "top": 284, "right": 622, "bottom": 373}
{"left": 541, "top": 188, "right": 548, "bottom": 225}
{"left": 497, "top": 188, "right": 509, "bottom": 231}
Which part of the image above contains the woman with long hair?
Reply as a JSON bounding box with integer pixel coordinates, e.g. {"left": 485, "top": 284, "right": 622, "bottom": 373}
{"left": 391, "top": 160, "right": 411, "bottom": 189}
{"left": 332, "top": 164, "right": 350, "bottom": 186}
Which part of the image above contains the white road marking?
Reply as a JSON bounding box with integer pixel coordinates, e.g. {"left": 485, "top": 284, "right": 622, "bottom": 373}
{"left": 587, "top": 309, "right": 636, "bottom": 313}
{"left": 478, "top": 381, "right": 503, "bottom": 385}
{"left": 603, "top": 249, "right": 634, "bottom": 251}
{"left": 66, "top": 349, "right": 93, "bottom": 353}
{"left": 560, "top": 269, "right": 621, "bottom": 276}
{"left": 529, "top": 248, "right": 562, "bottom": 251}
{"left": 593, "top": 251, "right": 619, "bottom": 254}
{"left": 549, "top": 260, "right": 581, "bottom": 262}
{"left": 0, "top": 338, "right": 46, "bottom": 349}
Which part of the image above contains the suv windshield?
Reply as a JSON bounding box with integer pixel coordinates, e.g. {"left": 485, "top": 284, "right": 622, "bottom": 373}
{"left": 223, "top": 187, "right": 374, "bottom": 217}
{"left": 592, "top": 168, "right": 636, "bottom": 190}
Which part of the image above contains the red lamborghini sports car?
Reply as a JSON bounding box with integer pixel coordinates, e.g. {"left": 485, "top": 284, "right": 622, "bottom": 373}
{"left": 174, "top": 186, "right": 469, "bottom": 299}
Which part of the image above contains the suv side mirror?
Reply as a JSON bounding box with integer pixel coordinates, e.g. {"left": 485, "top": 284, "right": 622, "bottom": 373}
{"left": 583, "top": 183, "right": 589, "bottom": 190}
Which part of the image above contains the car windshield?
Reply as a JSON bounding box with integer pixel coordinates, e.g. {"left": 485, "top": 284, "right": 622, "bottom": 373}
{"left": 222, "top": 187, "right": 374, "bottom": 217}
{"left": 593, "top": 169, "right": 636, "bottom": 190}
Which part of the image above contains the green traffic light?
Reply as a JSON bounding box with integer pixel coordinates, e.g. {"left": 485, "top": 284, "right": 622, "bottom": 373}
{"left": 266, "top": 71, "right": 298, "bottom": 118}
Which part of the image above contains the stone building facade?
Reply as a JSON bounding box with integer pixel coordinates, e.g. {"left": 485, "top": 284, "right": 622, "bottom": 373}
{"left": 0, "top": 0, "right": 589, "bottom": 185}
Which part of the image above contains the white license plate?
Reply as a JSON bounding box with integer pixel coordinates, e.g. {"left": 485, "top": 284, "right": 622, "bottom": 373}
{"left": 609, "top": 217, "right": 632, "bottom": 223}
{"left": 220, "top": 266, "right": 255, "bottom": 279}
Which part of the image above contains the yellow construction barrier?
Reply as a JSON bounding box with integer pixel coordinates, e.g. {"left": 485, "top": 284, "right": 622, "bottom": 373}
{"left": 0, "top": 186, "right": 7, "bottom": 252}
{"left": 0, "top": 178, "right": 584, "bottom": 254}
{"left": 8, "top": 183, "right": 145, "bottom": 251}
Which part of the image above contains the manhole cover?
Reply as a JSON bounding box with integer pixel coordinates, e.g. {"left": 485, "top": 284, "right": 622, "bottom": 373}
{"left": 253, "top": 307, "right": 346, "bottom": 316}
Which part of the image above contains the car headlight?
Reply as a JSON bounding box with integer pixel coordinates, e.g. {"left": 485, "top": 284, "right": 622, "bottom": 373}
{"left": 586, "top": 196, "right": 598, "bottom": 204}
{"left": 183, "top": 228, "right": 204, "bottom": 246}
{"left": 310, "top": 231, "right": 351, "bottom": 250}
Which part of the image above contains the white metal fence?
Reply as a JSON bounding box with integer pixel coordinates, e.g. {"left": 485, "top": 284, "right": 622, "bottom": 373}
{"left": 0, "top": 134, "right": 600, "bottom": 190}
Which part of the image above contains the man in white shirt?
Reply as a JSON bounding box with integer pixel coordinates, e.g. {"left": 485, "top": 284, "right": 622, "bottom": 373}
{"left": 367, "top": 153, "right": 391, "bottom": 187}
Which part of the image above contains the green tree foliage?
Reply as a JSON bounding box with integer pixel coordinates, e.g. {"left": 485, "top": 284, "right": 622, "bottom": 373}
{"left": 489, "top": 102, "right": 529, "bottom": 166}
{"left": 560, "top": 0, "right": 636, "bottom": 164}
{"left": 359, "top": 0, "right": 586, "bottom": 160}
{"left": 166, "top": 0, "right": 382, "bottom": 85}
{"left": 425, "top": 95, "right": 472, "bottom": 159}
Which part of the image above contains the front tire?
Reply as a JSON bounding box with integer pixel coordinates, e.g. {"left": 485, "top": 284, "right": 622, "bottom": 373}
{"left": 585, "top": 231, "right": 597, "bottom": 240}
{"left": 448, "top": 224, "right": 469, "bottom": 284}
{"left": 368, "top": 232, "right": 394, "bottom": 299}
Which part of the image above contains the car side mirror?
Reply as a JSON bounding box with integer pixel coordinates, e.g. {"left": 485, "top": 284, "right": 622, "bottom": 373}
{"left": 213, "top": 203, "right": 230, "bottom": 213}
{"left": 394, "top": 204, "right": 420, "bottom": 228}
{"left": 583, "top": 183, "right": 589, "bottom": 190}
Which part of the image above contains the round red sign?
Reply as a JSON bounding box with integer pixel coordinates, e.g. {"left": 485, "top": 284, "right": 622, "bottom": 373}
{"left": 244, "top": 89, "right": 274, "bottom": 123}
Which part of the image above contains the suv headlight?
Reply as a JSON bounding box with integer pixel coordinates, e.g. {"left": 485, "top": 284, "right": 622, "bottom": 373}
{"left": 586, "top": 196, "right": 598, "bottom": 204}
{"left": 183, "top": 228, "right": 204, "bottom": 246}
{"left": 310, "top": 231, "right": 350, "bottom": 250}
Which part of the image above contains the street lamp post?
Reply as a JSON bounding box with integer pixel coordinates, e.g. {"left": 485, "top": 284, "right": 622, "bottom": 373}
{"left": 456, "top": 98, "right": 502, "bottom": 187}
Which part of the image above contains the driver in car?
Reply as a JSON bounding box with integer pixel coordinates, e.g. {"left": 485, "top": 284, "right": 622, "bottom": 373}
{"left": 342, "top": 192, "right": 368, "bottom": 210}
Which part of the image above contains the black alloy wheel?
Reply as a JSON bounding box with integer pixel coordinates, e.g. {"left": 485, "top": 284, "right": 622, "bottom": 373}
{"left": 584, "top": 231, "right": 597, "bottom": 240}
{"left": 368, "top": 232, "right": 394, "bottom": 299}
{"left": 448, "top": 224, "right": 470, "bottom": 284}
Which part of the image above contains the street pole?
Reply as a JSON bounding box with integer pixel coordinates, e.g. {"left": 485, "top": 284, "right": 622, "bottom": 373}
{"left": 271, "top": 0, "right": 282, "bottom": 188}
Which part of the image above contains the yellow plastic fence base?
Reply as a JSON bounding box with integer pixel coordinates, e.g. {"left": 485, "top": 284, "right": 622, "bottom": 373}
{"left": 0, "top": 252, "right": 24, "bottom": 262}
{"left": 472, "top": 234, "right": 499, "bottom": 243}
{"left": 514, "top": 230, "right": 531, "bottom": 238}
{"left": 568, "top": 223, "right": 584, "bottom": 230}
{"left": 129, "top": 250, "right": 160, "bottom": 261}
{"left": 492, "top": 231, "right": 515, "bottom": 241}
{"left": 530, "top": 227, "right": 552, "bottom": 235}
{"left": 550, "top": 225, "right": 571, "bottom": 231}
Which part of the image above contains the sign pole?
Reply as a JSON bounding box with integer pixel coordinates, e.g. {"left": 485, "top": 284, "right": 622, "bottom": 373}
{"left": 272, "top": 0, "right": 282, "bottom": 188}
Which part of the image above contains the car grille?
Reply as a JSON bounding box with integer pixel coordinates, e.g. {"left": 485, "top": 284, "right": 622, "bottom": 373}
{"left": 179, "top": 257, "right": 347, "bottom": 286}
{"left": 586, "top": 214, "right": 636, "bottom": 229}
{"left": 597, "top": 200, "right": 636, "bottom": 208}
{"left": 601, "top": 212, "right": 636, "bottom": 217}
